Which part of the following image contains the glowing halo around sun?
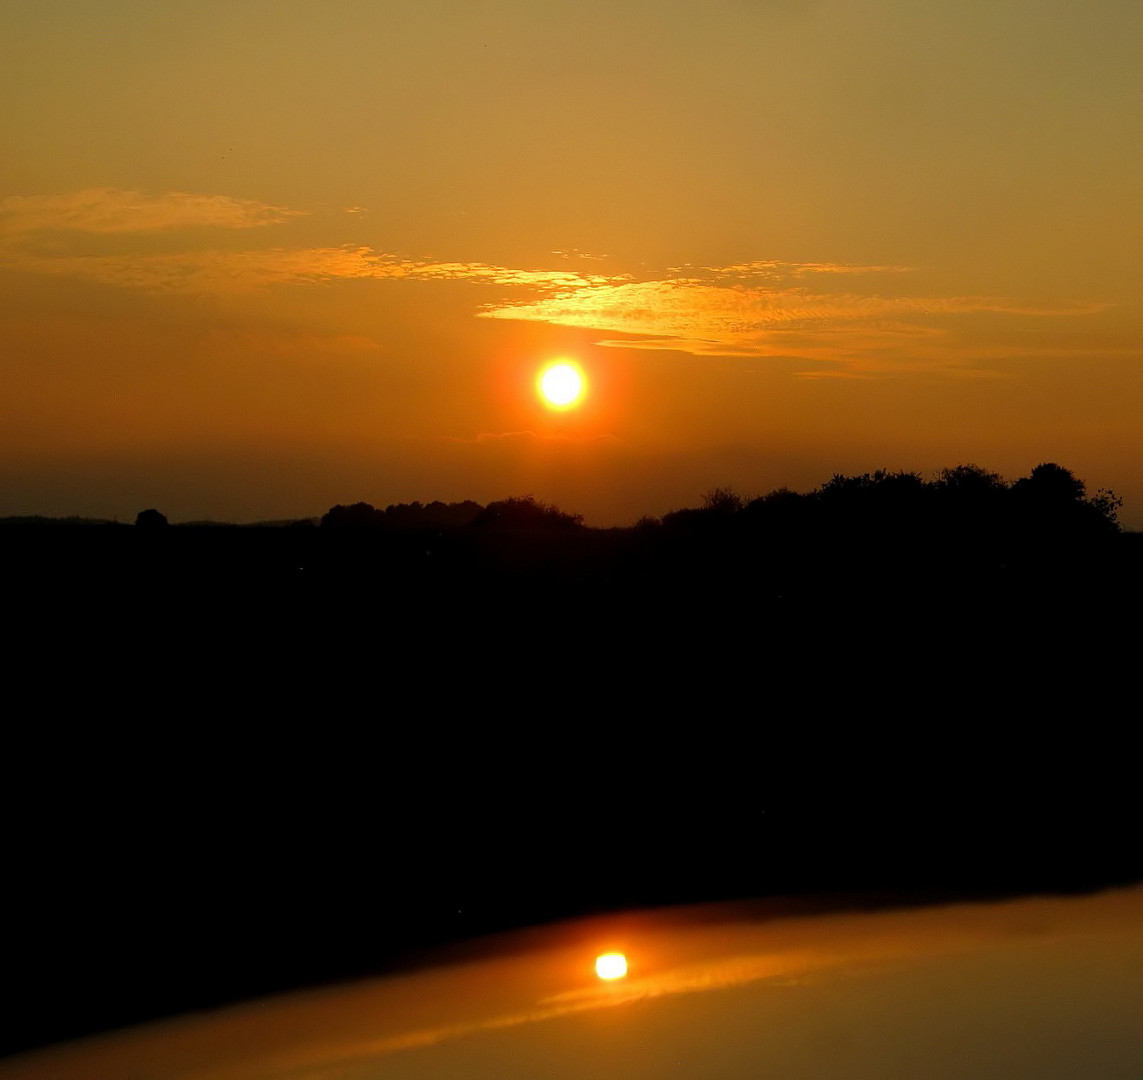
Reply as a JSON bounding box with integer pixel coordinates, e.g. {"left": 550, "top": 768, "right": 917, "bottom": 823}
{"left": 537, "top": 360, "right": 586, "bottom": 410}
{"left": 595, "top": 952, "right": 628, "bottom": 980}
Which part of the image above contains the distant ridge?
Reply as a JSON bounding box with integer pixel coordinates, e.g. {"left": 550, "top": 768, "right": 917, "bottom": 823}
{"left": 0, "top": 514, "right": 320, "bottom": 528}
{"left": 0, "top": 514, "right": 121, "bottom": 527}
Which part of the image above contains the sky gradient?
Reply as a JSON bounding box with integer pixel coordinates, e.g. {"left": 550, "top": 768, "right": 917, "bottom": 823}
{"left": 4, "top": 0, "right": 1141, "bottom": 525}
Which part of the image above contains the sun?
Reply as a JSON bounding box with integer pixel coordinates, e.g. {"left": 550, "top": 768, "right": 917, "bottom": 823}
{"left": 537, "top": 361, "right": 586, "bottom": 410}
{"left": 595, "top": 952, "right": 628, "bottom": 980}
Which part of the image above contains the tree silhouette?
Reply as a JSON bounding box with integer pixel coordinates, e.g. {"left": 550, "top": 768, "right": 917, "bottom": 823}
{"left": 320, "top": 502, "right": 385, "bottom": 528}
{"left": 934, "top": 463, "right": 1007, "bottom": 496}
{"left": 473, "top": 496, "right": 583, "bottom": 531}
{"left": 701, "top": 487, "right": 743, "bottom": 513}
{"left": 1012, "top": 462, "right": 1121, "bottom": 537}
{"left": 1089, "top": 488, "right": 1123, "bottom": 528}
{"left": 1016, "top": 462, "right": 1087, "bottom": 503}
{"left": 134, "top": 508, "right": 169, "bottom": 528}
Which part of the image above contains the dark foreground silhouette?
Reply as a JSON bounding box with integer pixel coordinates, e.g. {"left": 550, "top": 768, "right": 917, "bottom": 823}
{"left": 3, "top": 463, "right": 1140, "bottom": 1056}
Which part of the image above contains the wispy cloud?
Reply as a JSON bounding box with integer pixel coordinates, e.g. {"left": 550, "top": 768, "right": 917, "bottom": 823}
{"left": 0, "top": 242, "right": 621, "bottom": 295}
{"left": 551, "top": 248, "right": 610, "bottom": 262}
{"left": 2, "top": 246, "right": 382, "bottom": 291}
{"left": 0, "top": 189, "right": 1112, "bottom": 370}
{"left": 700, "top": 260, "right": 914, "bottom": 279}
{"left": 0, "top": 188, "right": 302, "bottom": 235}
{"left": 388, "top": 261, "right": 619, "bottom": 289}
{"left": 478, "top": 275, "right": 1106, "bottom": 362}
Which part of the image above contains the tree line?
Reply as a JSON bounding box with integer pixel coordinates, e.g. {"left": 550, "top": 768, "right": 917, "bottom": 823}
{"left": 313, "top": 461, "right": 1121, "bottom": 539}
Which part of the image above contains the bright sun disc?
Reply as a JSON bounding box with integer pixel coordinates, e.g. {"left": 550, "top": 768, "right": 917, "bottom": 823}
{"left": 538, "top": 362, "right": 585, "bottom": 409}
{"left": 595, "top": 952, "right": 627, "bottom": 980}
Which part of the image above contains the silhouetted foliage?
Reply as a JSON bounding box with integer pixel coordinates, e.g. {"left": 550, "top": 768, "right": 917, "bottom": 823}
{"left": 820, "top": 468, "right": 926, "bottom": 508}
{"left": 320, "top": 499, "right": 484, "bottom": 531}
{"left": 934, "top": 463, "right": 1007, "bottom": 494}
{"left": 473, "top": 495, "right": 583, "bottom": 531}
{"left": 815, "top": 470, "right": 928, "bottom": 536}
{"left": 1010, "top": 461, "right": 1121, "bottom": 534}
{"left": 320, "top": 501, "right": 386, "bottom": 528}
{"left": 701, "top": 486, "right": 744, "bottom": 513}
{"left": 134, "top": 508, "right": 169, "bottom": 528}
{"left": 1090, "top": 487, "right": 1124, "bottom": 527}
{"left": 740, "top": 487, "right": 816, "bottom": 545}
{"left": 4, "top": 461, "right": 1142, "bottom": 1061}
{"left": 382, "top": 499, "right": 483, "bottom": 530}
{"left": 1014, "top": 462, "right": 1087, "bottom": 504}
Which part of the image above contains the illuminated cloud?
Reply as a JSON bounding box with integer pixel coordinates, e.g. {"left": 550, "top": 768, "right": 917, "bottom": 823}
{"left": 0, "top": 192, "right": 1108, "bottom": 370}
{"left": 1, "top": 246, "right": 386, "bottom": 292}
{"left": 0, "top": 188, "right": 302, "bottom": 234}
{"left": 551, "top": 248, "right": 610, "bottom": 262}
{"left": 0, "top": 238, "right": 620, "bottom": 295}
{"left": 478, "top": 273, "right": 1108, "bottom": 364}
{"left": 701, "top": 260, "right": 914, "bottom": 279}
{"left": 389, "top": 262, "right": 618, "bottom": 289}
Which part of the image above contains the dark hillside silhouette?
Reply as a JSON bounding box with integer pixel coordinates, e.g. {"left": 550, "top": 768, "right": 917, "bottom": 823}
{"left": 1, "top": 462, "right": 1139, "bottom": 1058}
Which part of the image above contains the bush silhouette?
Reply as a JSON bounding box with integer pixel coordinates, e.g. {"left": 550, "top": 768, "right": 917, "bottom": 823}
{"left": 473, "top": 496, "right": 583, "bottom": 531}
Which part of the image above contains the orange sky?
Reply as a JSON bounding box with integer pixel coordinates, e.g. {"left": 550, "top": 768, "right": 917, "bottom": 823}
{"left": 3, "top": 0, "right": 1141, "bottom": 525}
